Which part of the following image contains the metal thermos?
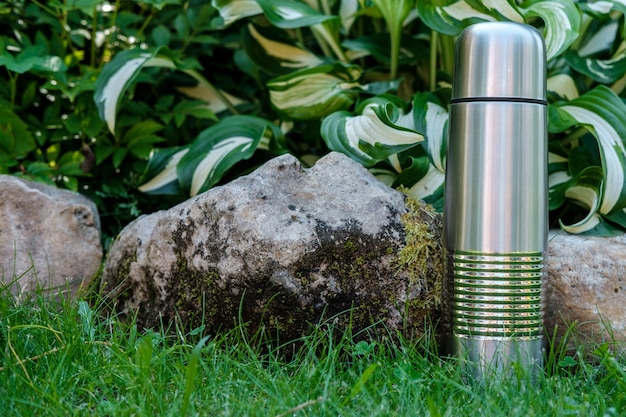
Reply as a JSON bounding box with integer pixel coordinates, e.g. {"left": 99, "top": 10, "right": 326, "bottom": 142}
{"left": 444, "top": 22, "right": 548, "bottom": 379}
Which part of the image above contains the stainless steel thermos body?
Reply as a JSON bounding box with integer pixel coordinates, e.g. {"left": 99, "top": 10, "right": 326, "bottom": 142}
{"left": 444, "top": 22, "right": 548, "bottom": 378}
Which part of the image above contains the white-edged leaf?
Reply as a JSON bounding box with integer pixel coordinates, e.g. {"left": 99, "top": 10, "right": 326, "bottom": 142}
{"left": 176, "top": 115, "right": 283, "bottom": 196}
{"left": 177, "top": 83, "right": 247, "bottom": 113}
{"left": 520, "top": 0, "right": 581, "bottom": 60}
{"left": 138, "top": 147, "right": 190, "bottom": 195}
{"left": 559, "top": 166, "right": 604, "bottom": 233}
{"left": 190, "top": 136, "right": 253, "bottom": 195}
{"left": 243, "top": 23, "right": 324, "bottom": 75}
{"left": 411, "top": 93, "right": 449, "bottom": 172}
{"left": 321, "top": 97, "right": 423, "bottom": 167}
{"left": 256, "top": 0, "right": 337, "bottom": 29}
{"left": 547, "top": 73, "right": 579, "bottom": 100}
{"left": 339, "top": 0, "right": 359, "bottom": 32}
{"left": 94, "top": 48, "right": 175, "bottom": 133}
{"left": 577, "top": 21, "right": 619, "bottom": 57}
{"left": 418, "top": 0, "right": 580, "bottom": 60}
{"left": 559, "top": 86, "right": 626, "bottom": 215}
{"left": 565, "top": 45, "right": 626, "bottom": 84}
{"left": 211, "top": 0, "right": 263, "bottom": 26}
{"left": 407, "top": 163, "right": 446, "bottom": 205}
{"left": 417, "top": 0, "right": 515, "bottom": 36}
{"left": 267, "top": 63, "right": 362, "bottom": 120}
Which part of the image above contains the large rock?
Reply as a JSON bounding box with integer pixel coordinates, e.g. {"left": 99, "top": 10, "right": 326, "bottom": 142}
{"left": 0, "top": 175, "right": 102, "bottom": 297}
{"left": 100, "top": 152, "right": 444, "bottom": 341}
{"left": 545, "top": 231, "right": 626, "bottom": 352}
{"left": 100, "top": 152, "right": 626, "bottom": 352}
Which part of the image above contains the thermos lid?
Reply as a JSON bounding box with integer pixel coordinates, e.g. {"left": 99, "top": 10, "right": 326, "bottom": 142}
{"left": 452, "top": 22, "right": 546, "bottom": 101}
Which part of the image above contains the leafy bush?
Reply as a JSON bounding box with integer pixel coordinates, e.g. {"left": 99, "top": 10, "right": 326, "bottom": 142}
{"left": 4, "top": 0, "right": 626, "bottom": 239}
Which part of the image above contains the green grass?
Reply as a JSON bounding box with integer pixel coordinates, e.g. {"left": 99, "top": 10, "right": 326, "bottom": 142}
{"left": 1, "top": 287, "right": 625, "bottom": 417}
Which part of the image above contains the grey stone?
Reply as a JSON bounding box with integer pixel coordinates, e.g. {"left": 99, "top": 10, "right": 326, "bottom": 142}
{"left": 0, "top": 175, "right": 102, "bottom": 297}
{"left": 98, "top": 151, "right": 626, "bottom": 353}
{"left": 545, "top": 231, "right": 626, "bottom": 353}
{"left": 100, "top": 152, "right": 443, "bottom": 341}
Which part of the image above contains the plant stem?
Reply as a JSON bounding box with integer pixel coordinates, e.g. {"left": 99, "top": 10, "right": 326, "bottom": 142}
{"left": 430, "top": 30, "right": 438, "bottom": 91}
{"left": 611, "top": 73, "right": 626, "bottom": 95}
{"left": 390, "top": 24, "right": 400, "bottom": 81}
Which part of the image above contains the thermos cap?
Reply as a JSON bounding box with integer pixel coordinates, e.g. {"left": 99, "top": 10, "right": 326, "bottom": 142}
{"left": 452, "top": 22, "right": 546, "bottom": 101}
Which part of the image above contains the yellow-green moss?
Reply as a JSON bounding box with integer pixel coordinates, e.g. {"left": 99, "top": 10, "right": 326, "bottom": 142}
{"left": 395, "top": 191, "right": 445, "bottom": 311}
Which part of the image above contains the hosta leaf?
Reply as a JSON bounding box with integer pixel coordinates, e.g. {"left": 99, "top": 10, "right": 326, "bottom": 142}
{"left": 340, "top": 0, "right": 359, "bottom": 32}
{"left": 407, "top": 163, "right": 446, "bottom": 209}
{"left": 242, "top": 23, "right": 324, "bottom": 75}
{"left": 558, "top": 85, "right": 626, "bottom": 215}
{"left": 94, "top": 48, "right": 175, "bottom": 134}
{"left": 321, "top": 97, "right": 424, "bottom": 167}
{"left": 558, "top": 166, "right": 605, "bottom": 234}
{"left": 256, "top": 0, "right": 337, "bottom": 29}
{"left": 139, "top": 147, "right": 190, "bottom": 195}
{"left": 418, "top": 0, "right": 579, "bottom": 60}
{"left": 177, "top": 81, "right": 247, "bottom": 114}
{"left": 565, "top": 49, "right": 626, "bottom": 84}
{"left": 211, "top": 0, "right": 263, "bottom": 27}
{"left": 520, "top": 0, "right": 581, "bottom": 60}
{"left": 417, "top": 0, "right": 518, "bottom": 36}
{"left": 267, "top": 63, "right": 362, "bottom": 120}
{"left": 411, "top": 93, "right": 449, "bottom": 172}
{"left": 177, "top": 115, "right": 283, "bottom": 196}
{"left": 342, "top": 34, "right": 392, "bottom": 63}
{"left": 547, "top": 74, "right": 579, "bottom": 101}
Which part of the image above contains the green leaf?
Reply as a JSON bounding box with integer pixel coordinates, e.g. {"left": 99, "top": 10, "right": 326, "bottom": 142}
{"left": 211, "top": 0, "right": 263, "bottom": 26}
{"left": 243, "top": 23, "right": 324, "bottom": 75}
{"left": 321, "top": 97, "right": 424, "bottom": 167}
{"left": 417, "top": 0, "right": 517, "bottom": 36}
{"left": 558, "top": 86, "right": 626, "bottom": 216}
{"left": 0, "top": 107, "right": 36, "bottom": 161}
{"left": 564, "top": 49, "right": 626, "bottom": 84}
{"left": 520, "top": 0, "right": 581, "bottom": 60}
{"left": 139, "top": 147, "right": 190, "bottom": 195}
{"left": 177, "top": 77, "right": 247, "bottom": 114}
{"left": 176, "top": 115, "right": 282, "bottom": 196}
{"left": 418, "top": 0, "right": 580, "bottom": 60}
{"left": 558, "top": 166, "right": 605, "bottom": 234}
{"left": 256, "top": 0, "right": 338, "bottom": 29}
{"left": 547, "top": 74, "right": 579, "bottom": 101}
{"left": 94, "top": 48, "right": 175, "bottom": 134}
{"left": 411, "top": 93, "right": 448, "bottom": 172}
{"left": 267, "top": 63, "right": 362, "bottom": 120}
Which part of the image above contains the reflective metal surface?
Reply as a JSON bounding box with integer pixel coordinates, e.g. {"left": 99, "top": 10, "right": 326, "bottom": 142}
{"left": 444, "top": 22, "right": 548, "bottom": 380}
{"left": 452, "top": 22, "right": 546, "bottom": 101}
{"left": 445, "top": 102, "right": 548, "bottom": 253}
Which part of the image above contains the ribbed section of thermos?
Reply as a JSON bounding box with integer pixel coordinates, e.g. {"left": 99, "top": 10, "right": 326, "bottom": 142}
{"left": 444, "top": 22, "right": 548, "bottom": 379}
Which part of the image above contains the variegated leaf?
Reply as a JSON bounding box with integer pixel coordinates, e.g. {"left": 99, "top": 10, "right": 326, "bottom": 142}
{"left": 520, "top": 0, "right": 581, "bottom": 60}
{"left": 211, "top": 0, "right": 262, "bottom": 27}
{"left": 267, "top": 63, "right": 362, "bottom": 120}
{"left": 94, "top": 48, "right": 175, "bottom": 134}
{"left": 411, "top": 93, "right": 449, "bottom": 172}
{"left": 255, "top": 0, "right": 337, "bottom": 29}
{"left": 138, "top": 147, "right": 190, "bottom": 195}
{"left": 418, "top": 0, "right": 580, "bottom": 60}
{"left": 547, "top": 73, "right": 579, "bottom": 100}
{"left": 243, "top": 23, "right": 324, "bottom": 75}
{"left": 558, "top": 166, "right": 605, "bottom": 234}
{"left": 321, "top": 97, "right": 424, "bottom": 167}
{"left": 558, "top": 85, "right": 626, "bottom": 215}
{"left": 565, "top": 47, "right": 626, "bottom": 84}
{"left": 176, "top": 116, "right": 284, "bottom": 196}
